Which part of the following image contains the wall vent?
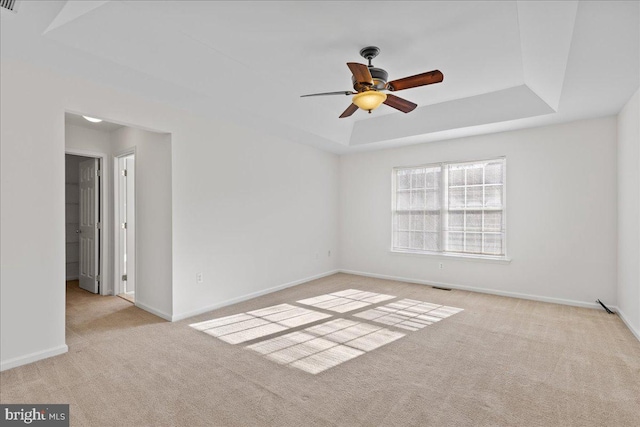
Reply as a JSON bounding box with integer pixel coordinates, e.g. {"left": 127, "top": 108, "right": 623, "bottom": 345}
{"left": 1, "top": 0, "right": 17, "bottom": 12}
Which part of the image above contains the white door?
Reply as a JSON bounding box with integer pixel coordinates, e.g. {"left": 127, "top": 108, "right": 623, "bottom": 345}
{"left": 79, "top": 158, "right": 100, "bottom": 293}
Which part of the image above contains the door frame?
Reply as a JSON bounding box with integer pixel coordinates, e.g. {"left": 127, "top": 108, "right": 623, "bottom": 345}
{"left": 65, "top": 148, "right": 110, "bottom": 296}
{"left": 113, "top": 147, "right": 137, "bottom": 299}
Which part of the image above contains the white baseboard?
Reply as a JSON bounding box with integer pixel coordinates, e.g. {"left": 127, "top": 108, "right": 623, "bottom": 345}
{"left": 135, "top": 301, "right": 172, "bottom": 321}
{"left": 172, "top": 270, "right": 339, "bottom": 322}
{"left": 0, "top": 344, "right": 68, "bottom": 372}
{"left": 339, "top": 269, "right": 602, "bottom": 309}
{"left": 66, "top": 276, "right": 78, "bottom": 281}
{"left": 616, "top": 308, "right": 640, "bottom": 342}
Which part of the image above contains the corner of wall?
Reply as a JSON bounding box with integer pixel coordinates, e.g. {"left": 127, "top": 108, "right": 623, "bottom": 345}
{"left": 0, "top": 345, "right": 68, "bottom": 372}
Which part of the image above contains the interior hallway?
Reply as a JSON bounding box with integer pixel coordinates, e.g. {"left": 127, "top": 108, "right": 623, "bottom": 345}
{"left": 0, "top": 274, "right": 639, "bottom": 426}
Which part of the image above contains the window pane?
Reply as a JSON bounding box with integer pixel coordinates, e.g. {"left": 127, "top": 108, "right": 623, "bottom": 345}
{"left": 426, "top": 170, "right": 439, "bottom": 189}
{"left": 411, "top": 169, "right": 426, "bottom": 188}
{"left": 410, "top": 213, "right": 424, "bottom": 231}
{"left": 396, "top": 231, "right": 410, "bottom": 248}
{"left": 425, "top": 212, "right": 440, "bottom": 232}
{"left": 465, "top": 211, "right": 482, "bottom": 231}
{"left": 485, "top": 162, "right": 503, "bottom": 184}
{"left": 446, "top": 232, "right": 464, "bottom": 252}
{"left": 466, "top": 165, "right": 483, "bottom": 185}
{"left": 410, "top": 231, "right": 424, "bottom": 249}
{"left": 449, "top": 187, "right": 464, "bottom": 208}
{"left": 466, "top": 186, "right": 483, "bottom": 207}
{"left": 449, "top": 167, "right": 465, "bottom": 186}
{"left": 396, "top": 212, "right": 410, "bottom": 230}
{"left": 483, "top": 211, "right": 502, "bottom": 231}
{"left": 393, "top": 165, "right": 442, "bottom": 253}
{"left": 425, "top": 232, "right": 439, "bottom": 251}
{"left": 397, "top": 170, "right": 410, "bottom": 189}
{"left": 443, "top": 158, "right": 505, "bottom": 256}
{"left": 485, "top": 186, "right": 503, "bottom": 207}
{"left": 465, "top": 233, "right": 482, "bottom": 253}
{"left": 397, "top": 191, "right": 410, "bottom": 209}
{"left": 425, "top": 190, "right": 440, "bottom": 209}
{"left": 448, "top": 211, "right": 464, "bottom": 231}
{"left": 410, "top": 190, "right": 425, "bottom": 208}
{"left": 483, "top": 233, "right": 503, "bottom": 255}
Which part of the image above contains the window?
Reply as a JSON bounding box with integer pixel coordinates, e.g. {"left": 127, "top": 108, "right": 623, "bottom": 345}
{"left": 392, "top": 158, "right": 506, "bottom": 258}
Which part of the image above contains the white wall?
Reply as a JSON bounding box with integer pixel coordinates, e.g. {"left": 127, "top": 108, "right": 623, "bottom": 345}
{"left": 617, "top": 88, "right": 640, "bottom": 338}
{"left": 169, "top": 113, "right": 339, "bottom": 320}
{"left": 1, "top": 62, "right": 67, "bottom": 368}
{"left": 111, "top": 127, "right": 172, "bottom": 317}
{"left": 339, "top": 118, "right": 618, "bottom": 307}
{"left": 1, "top": 59, "right": 339, "bottom": 370}
{"left": 66, "top": 124, "right": 113, "bottom": 153}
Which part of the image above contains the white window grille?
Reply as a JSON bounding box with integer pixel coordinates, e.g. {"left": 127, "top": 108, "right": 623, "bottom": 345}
{"left": 392, "top": 158, "right": 506, "bottom": 258}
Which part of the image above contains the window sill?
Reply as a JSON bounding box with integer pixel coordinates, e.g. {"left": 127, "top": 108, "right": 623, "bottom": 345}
{"left": 390, "top": 249, "right": 512, "bottom": 264}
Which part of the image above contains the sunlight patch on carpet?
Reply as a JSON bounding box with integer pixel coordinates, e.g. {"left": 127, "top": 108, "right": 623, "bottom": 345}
{"left": 190, "top": 291, "right": 462, "bottom": 374}
{"left": 297, "top": 289, "right": 395, "bottom": 313}
{"left": 247, "top": 319, "right": 405, "bottom": 374}
{"left": 354, "top": 299, "right": 463, "bottom": 331}
{"left": 189, "top": 304, "right": 331, "bottom": 344}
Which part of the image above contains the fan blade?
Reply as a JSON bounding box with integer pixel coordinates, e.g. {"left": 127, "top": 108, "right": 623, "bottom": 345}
{"left": 388, "top": 70, "right": 444, "bottom": 91}
{"left": 339, "top": 103, "right": 359, "bottom": 118}
{"left": 347, "top": 62, "right": 373, "bottom": 85}
{"left": 383, "top": 93, "right": 417, "bottom": 113}
{"left": 301, "top": 91, "right": 354, "bottom": 97}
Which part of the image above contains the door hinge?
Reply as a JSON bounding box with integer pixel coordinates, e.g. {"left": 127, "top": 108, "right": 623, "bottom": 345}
{"left": 96, "top": 170, "right": 102, "bottom": 177}
{"left": 122, "top": 274, "right": 127, "bottom": 281}
{"left": 121, "top": 169, "right": 127, "bottom": 177}
{"left": 96, "top": 275, "right": 101, "bottom": 282}
{"left": 96, "top": 222, "right": 101, "bottom": 229}
{"left": 121, "top": 222, "right": 127, "bottom": 229}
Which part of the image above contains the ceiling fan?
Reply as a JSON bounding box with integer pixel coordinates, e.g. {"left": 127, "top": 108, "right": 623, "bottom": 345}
{"left": 301, "top": 46, "right": 444, "bottom": 118}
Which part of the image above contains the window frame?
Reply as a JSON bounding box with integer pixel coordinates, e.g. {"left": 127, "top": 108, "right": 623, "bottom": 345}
{"left": 391, "top": 157, "right": 509, "bottom": 262}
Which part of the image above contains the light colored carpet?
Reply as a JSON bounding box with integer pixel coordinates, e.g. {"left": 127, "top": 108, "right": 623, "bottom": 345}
{"left": 117, "top": 292, "right": 135, "bottom": 304}
{"left": 1, "top": 274, "right": 639, "bottom": 426}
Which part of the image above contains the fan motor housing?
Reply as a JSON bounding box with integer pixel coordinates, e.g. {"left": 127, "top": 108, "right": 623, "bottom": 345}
{"left": 352, "top": 67, "right": 388, "bottom": 91}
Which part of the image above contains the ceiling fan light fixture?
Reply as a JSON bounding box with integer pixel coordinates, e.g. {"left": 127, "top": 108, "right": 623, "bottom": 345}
{"left": 352, "top": 91, "right": 387, "bottom": 112}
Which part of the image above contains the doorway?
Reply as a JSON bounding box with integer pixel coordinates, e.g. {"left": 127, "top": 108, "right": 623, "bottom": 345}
{"left": 65, "top": 154, "right": 102, "bottom": 294}
{"left": 116, "top": 152, "right": 135, "bottom": 303}
{"left": 64, "top": 111, "right": 172, "bottom": 322}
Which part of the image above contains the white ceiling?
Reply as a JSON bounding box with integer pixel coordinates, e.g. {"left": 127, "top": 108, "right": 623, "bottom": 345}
{"left": 2, "top": 1, "right": 638, "bottom": 153}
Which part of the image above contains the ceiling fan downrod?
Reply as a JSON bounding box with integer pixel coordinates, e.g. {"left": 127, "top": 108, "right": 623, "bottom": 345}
{"left": 359, "top": 46, "right": 380, "bottom": 68}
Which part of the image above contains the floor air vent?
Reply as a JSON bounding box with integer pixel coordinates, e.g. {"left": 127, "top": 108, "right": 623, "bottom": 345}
{"left": 1, "top": 0, "right": 17, "bottom": 12}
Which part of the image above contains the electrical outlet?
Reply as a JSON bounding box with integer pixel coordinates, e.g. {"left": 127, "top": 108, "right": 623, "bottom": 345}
{"left": 328, "top": 250, "right": 331, "bottom": 257}
{"left": 439, "top": 263, "right": 444, "bottom": 269}
{"left": 196, "top": 272, "right": 204, "bottom": 284}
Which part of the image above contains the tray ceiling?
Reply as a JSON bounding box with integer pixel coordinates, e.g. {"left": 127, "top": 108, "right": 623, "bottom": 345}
{"left": 2, "top": 1, "right": 638, "bottom": 153}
